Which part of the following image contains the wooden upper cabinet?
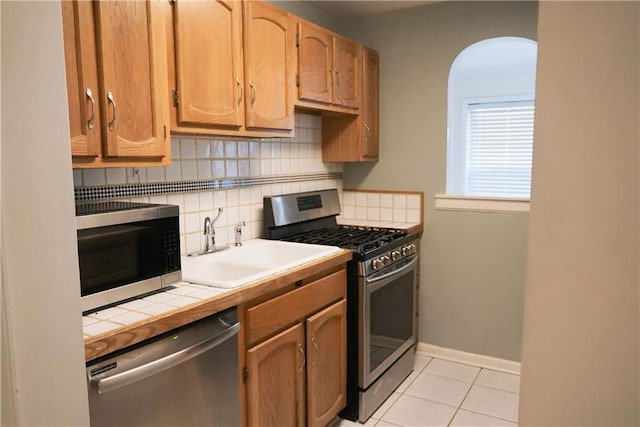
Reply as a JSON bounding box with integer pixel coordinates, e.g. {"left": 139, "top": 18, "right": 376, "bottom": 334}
{"left": 64, "top": 0, "right": 170, "bottom": 168}
{"left": 62, "top": 1, "right": 100, "bottom": 158}
{"left": 322, "top": 47, "right": 379, "bottom": 162}
{"left": 361, "top": 47, "right": 380, "bottom": 159}
{"left": 296, "top": 19, "right": 361, "bottom": 113}
{"left": 95, "top": 0, "right": 169, "bottom": 158}
{"left": 306, "top": 300, "right": 347, "bottom": 427}
{"left": 172, "top": 0, "right": 244, "bottom": 128}
{"left": 167, "top": 0, "right": 294, "bottom": 136}
{"left": 333, "top": 36, "right": 360, "bottom": 109}
{"left": 297, "top": 22, "right": 332, "bottom": 104}
{"left": 246, "top": 323, "right": 306, "bottom": 427}
{"left": 243, "top": 1, "right": 295, "bottom": 131}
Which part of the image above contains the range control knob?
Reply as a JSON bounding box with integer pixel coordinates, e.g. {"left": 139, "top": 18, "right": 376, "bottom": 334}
{"left": 391, "top": 250, "right": 401, "bottom": 261}
{"left": 372, "top": 259, "right": 381, "bottom": 271}
{"left": 382, "top": 255, "right": 390, "bottom": 266}
{"left": 401, "top": 244, "right": 417, "bottom": 256}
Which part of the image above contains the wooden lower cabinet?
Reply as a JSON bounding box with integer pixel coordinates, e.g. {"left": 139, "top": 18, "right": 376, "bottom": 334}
{"left": 243, "top": 268, "right": 347, "bottom": 427}
{"left": 246, "top": 324, "right": 306, "bottom": 427}
{"left": 306, "top": 300, "right": 347, "bottom": 427}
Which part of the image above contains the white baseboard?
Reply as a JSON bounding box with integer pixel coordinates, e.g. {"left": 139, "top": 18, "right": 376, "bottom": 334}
{"left": 416, "top": 342, "right": 521, "bottom": 375}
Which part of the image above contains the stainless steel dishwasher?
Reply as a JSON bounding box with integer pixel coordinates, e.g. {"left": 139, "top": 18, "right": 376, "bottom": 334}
{"left": 86, "top": 307, "right": 240, "bottom": 426}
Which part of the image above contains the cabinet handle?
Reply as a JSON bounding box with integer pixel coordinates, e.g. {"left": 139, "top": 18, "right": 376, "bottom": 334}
{"left": 86, "top": 88, "right": 95, "bottom": 130}
{"left": 335, "top": 70, "right": 340, "bottom": 90}
{"left": 311, "top": 338, "right": 319, "bottom": 366}
{"left": 365, "top": 124, "right": 371, "bottom": 142}
{"left": 328, "top": 68, "right": 333, "bottom": 91}
{"left": 297, "top": 343, "right": 305, "bottom": 372}
{"left": 236, "top": 77, "right": 243, "bottom": 106}
{"left": 107, "top": 91, "right": 117, "bottom": 131}
{"left": 249, "top": 80, "right": 256, "bottom": 107}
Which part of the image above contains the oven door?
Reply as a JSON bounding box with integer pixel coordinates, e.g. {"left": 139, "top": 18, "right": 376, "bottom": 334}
{"left": 358, "top": 255, "right": 418, "bottom": 389}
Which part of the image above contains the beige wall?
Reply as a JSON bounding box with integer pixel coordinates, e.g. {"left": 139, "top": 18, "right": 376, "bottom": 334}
{"left": 1, "top": 2, "right": 90, "bottom": 425}
{"left": 340, "top": 1, "right": 538, "bottom": 361}
{"left": 268, "top": 0, "right": 347, "bottom": 34}
{"left": 519, "top": 2, "right": 639, "bottom": 424}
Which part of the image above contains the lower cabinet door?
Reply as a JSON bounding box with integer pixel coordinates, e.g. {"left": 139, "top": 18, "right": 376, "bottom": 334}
{"left": 246, "top": 323, "right": 306, "bottom": 427}
{"left": 306, "top": 300, "right": 347, "bottom": 427}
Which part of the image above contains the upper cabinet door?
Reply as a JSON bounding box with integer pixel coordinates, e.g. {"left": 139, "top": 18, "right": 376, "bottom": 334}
{"left": 61, "top": 1, "right": 100, "bottom": 158}
{"left": 362, "top": 47, "right": 379, "bottom": 159}
{"left": 243, "top": 1, "right": 295, "bottom": 131}
{"left": 297, "top": 21, "right": 332, "bottom": 105}
{"left": 173, "top": 0, "right": 244, "bottom": 128}
{"left": 95, "top": 0, "right": 169, "bottom": 158}
{"left": 333, "top": 36, "right": 360, "bottom": 109}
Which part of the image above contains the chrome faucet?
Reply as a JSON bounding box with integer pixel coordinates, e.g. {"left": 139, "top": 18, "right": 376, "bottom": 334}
{"left": 203, "top": 217, "right": 212, "bottom": 251}
{"left": 234, "top": 220, "right": 247, "bottom": 247}
{"left": 203, "top": 207, "right": 224, "bottom": 252}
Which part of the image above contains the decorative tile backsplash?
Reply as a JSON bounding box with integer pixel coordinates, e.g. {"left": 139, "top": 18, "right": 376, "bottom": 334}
{"left": 73, "top": 113, "right": 344, "bottom": 255}
{"left": 338, "top": 190, "right": 424, "bottom": 228}
{"left": 72, "top": 114, "right": 424, "bottom": 255}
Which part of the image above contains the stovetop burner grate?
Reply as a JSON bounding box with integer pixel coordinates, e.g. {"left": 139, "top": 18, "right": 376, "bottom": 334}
{"left": 283, "top": 225, "right": 407, "bottom": 255}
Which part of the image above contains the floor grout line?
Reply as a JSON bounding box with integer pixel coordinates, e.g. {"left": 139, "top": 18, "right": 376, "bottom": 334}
{"left": 346, "top": 356, "right": 520, "bottom": 427}
{"left": 446, "top": 367, "right": 482, "bottom": 426}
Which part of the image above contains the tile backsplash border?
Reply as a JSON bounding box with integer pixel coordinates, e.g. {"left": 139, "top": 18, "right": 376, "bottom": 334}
{"left": 74, "top": 172, "right": 342, "bottom": 201}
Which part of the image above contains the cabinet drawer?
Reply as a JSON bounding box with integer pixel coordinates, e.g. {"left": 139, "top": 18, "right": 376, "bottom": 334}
{"left": 246, "top": 269, "right": 346, "bottom": 345}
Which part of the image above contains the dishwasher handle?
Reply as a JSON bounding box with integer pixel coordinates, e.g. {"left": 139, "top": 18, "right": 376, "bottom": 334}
{"left": 95, "top": 319, "right": 240, "bottom": 395}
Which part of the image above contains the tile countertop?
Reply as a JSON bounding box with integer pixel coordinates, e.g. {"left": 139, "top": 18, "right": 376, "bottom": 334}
{"left": 83, "top": 248, "right": 352, "bottom": 362}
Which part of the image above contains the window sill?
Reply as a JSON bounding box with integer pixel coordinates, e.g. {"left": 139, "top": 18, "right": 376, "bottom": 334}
{"left": 435, "top": 194, "right": 529, "bottom": 213}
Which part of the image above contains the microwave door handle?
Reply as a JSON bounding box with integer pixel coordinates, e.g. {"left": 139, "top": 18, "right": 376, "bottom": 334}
{"left": 366, "top": 256, "right": 418, "bottom": 287}
{"left": 94, "top": 320, "right": 240, "bottom": 395}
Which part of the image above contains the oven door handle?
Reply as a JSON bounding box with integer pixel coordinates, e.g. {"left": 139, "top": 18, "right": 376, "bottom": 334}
{"left": 366, "top": 256, "right": 418, "bottom": 285}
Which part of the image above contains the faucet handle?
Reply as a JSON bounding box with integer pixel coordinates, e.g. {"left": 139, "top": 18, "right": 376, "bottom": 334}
{"left": 211, "top": 207, "right": 224, "bottom": 225}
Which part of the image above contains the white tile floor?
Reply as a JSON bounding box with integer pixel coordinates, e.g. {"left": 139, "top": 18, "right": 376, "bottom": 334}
{"left": 335, "top": 355, "right": 520, "bottom": 427}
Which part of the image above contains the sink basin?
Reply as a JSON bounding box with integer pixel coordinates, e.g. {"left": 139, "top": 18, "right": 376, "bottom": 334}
{"left": 181, "top": 239, "right": 342, "bottom": 288}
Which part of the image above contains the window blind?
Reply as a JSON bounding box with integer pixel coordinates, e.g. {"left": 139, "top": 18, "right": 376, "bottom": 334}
{"left": 466, "top": 101, "right": 534, "bottom": 198}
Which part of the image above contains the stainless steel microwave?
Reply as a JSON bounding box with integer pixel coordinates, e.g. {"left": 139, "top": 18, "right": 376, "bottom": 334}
{"left": 76, "top": 201, "right": 181, "bottom": 313}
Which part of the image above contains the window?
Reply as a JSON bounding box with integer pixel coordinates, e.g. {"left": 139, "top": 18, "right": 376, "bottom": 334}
{"left": 444, "top": 37, "right": 537, "bottom": 208}
{"left": 466, "top": 100, "right": 534, "bottom": 198}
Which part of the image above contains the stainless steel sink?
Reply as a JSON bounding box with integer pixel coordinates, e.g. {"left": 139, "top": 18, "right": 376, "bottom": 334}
{"left": 181, "top": 239, "right": 341, "bottom": 288}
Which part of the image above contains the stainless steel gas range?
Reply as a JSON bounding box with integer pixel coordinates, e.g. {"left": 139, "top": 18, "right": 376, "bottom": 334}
{"left": 264, "top": 189, "right": 418, "bottom": 423}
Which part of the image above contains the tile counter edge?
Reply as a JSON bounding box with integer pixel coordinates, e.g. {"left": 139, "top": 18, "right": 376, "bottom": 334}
{"left": 84, "top": 249, "right": 352, "bottom": 362}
